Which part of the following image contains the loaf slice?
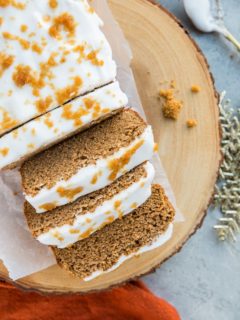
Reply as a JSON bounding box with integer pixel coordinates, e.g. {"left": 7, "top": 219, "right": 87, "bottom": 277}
{"left": 21, "top": 109, "right": 156, "bottom": 213}
{"left": 0, "top": 82, "right": 127, "bottom": 171}
{"left": 0, "top": 0, "right": 116, "bottom": 135}
{"left": 52, "top": 184, "right": 175, "bottom": 281}
{"left": 24, "top": 162, "right": 155, "bottom": 248}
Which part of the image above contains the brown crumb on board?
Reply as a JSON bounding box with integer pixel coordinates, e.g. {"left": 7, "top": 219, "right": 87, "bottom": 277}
{"left": 191, "top": 85, "right": 201, "bottom": 93}
{"left": 159, "top": 88, "right": 183, "bottom": 120}
{"left": 186, "top": 119, "right": 197, "bottom": 128}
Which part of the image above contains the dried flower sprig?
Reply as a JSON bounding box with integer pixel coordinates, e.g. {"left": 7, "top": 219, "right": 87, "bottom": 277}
{"left": 213, "top": 92, "right": 240, "bottom": 241}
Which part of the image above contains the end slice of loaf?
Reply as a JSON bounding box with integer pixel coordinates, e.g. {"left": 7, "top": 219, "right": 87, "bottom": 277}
{"left": 21, "top": 109, "right": 155, "bottom": 213}
{"left": 53, "top": 184, "right": 175, "bottom": 280}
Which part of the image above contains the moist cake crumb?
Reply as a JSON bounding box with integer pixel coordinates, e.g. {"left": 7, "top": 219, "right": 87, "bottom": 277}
{"left": 159, "top": 89, "right": 183, "bottom": 120}
{"left": 186, "top": 119, "right": 197, "bottom": 128}
{"left": 49, "top": 0, "right": 58, "bottom": 9}
{"left": 0, "top": 52, "right": 14, "bottom": 77}
{"left": 49, "top": 12, "right": 76, "bottom": 39}
{"left": 191, "top": 85, "right": 201, "bottom": 93}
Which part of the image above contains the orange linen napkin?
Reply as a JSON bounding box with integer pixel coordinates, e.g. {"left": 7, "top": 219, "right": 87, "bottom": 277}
{"left": 0, "top": 280, "right": 180, "bottom": 320}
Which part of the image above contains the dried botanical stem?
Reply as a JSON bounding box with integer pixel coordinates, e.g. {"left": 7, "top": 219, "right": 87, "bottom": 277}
{"left": 213, "top": 93, "right": 240, "bottom": 241}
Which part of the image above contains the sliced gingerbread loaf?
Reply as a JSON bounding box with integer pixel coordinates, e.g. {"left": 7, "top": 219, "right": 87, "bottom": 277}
{"left": 52, "top": 184, "right": 175, "bottom": 281}
{"left": 24, "top": 162, "right": 155, "bottom": 248}
{"left": 20, "top": 109, "right": 155, "bottom": 213}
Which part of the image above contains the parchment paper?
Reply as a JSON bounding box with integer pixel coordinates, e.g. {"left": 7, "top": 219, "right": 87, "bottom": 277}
{"left": 0, "top": 0, "right": 183, "bottom": 281}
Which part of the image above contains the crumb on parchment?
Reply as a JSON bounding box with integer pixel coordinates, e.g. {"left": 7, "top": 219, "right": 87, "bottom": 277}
{"left": 186, "top": 119, "right": 197, "bottom": 128}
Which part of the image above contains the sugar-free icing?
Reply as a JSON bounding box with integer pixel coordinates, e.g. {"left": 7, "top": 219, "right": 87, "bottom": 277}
{"left": 84, "top": 223, "right": 173, "bottom": 281}
{"left": 37, "top": 162, "right": 155, "bottom": 248}
{"left": 0, "top": 0, "right": 116, "bottom": 135}
{"left": 25, "top": 125, "right": 156, "bottom": 213}
{"left": 0, "top": 82, "right": 127, "bottom": 170}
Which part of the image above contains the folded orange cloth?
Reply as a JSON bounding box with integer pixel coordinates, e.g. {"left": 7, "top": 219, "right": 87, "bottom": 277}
{"left": 0, "top": 280, "right": 180, "bottom": 320}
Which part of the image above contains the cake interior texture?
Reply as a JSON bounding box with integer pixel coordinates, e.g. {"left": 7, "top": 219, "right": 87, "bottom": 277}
{"left": 21, "top": 109, "right": 146, "bottom": 196}
{"left": 53, "top": 185, "right": 175, "bottom": 279}
{"left": 24, "top": 163, "right": 148, "bottom": 237}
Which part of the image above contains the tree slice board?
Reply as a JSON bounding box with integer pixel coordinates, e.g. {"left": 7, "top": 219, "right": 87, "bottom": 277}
{"left": 0, "top": 0, "right": 221, "bottom": 293}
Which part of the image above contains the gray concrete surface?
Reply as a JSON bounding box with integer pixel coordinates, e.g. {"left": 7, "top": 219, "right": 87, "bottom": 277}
{"left": 143, "top": 1, "right": 240, "bottom": 319}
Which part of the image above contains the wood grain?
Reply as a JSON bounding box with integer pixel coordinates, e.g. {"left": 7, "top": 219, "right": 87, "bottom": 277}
{"left": 0, "top": 0, "right": 221, "bottom": 293}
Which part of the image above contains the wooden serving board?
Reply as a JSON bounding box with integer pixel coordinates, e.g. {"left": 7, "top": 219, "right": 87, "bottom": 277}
{"left": 0, "top": 0, "right": 221, "bottom": 293}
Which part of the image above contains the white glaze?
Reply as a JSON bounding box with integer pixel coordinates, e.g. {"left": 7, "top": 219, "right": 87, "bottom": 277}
{"left": 37, "top": 162, "right": 155, "bottom": 248}
{"left": 84, "top": 223, "right": 173, "bottom": 281}
{"left": 0, "top": 0, "right": 116, "bottom": 135}
{"left": 0, "top": 82, "right": 127, "bottom": 170}
{"left": 25, "top": 125, "right": 155, "bottom": 213}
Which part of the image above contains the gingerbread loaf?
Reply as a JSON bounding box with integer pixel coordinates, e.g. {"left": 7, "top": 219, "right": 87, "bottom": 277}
{"left": 20, "top": 109, "right": 156, "bottom": 213}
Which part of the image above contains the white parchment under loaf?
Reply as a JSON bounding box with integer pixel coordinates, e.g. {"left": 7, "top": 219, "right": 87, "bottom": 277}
{"left": 0, "top": 0, "right": 182, "bottom": 281}
{"left": 0, "top": 170, "right": 56, "bottom": 280}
